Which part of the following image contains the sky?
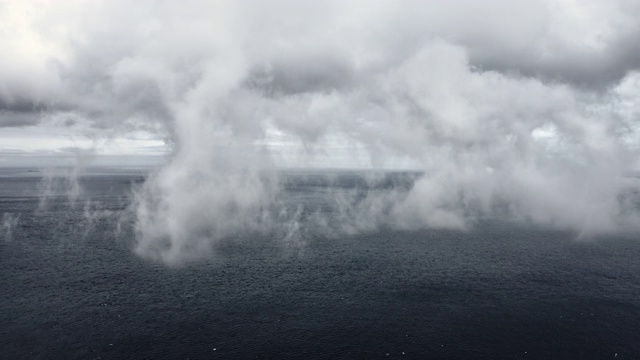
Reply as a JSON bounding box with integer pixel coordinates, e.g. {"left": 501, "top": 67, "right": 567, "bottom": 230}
{"left": 2, "top": 0, "right": 640, "bottom": 262}
{"left": 1, "top": 0, "right": 639, "bottom": 169}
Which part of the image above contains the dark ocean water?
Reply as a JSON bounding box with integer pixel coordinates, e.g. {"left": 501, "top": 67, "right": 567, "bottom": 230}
{"left": 1, "top": 173, "right": 640, "bottom": 359}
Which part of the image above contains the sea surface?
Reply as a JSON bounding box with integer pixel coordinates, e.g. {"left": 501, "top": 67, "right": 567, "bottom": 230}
{"left": 1, "top": 171, "right": 640, "bottom": 359}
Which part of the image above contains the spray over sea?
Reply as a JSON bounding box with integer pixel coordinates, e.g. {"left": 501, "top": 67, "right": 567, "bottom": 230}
{"left": 3, "top": 0, "right": 640, "bottom": 358}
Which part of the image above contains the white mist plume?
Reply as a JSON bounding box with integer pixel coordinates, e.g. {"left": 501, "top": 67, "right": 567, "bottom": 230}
{"left": 2, "top": 0, "right": 640, "bottom": 263}
{"left": 34, "top": 149, "right": 124, "bottom": 243}
{"left": 36, "top": 149, "right": 94, "bottom": 209}
{"left": 1, "top": 212, "right": 19, "bottom": 242}
{"left": 37, "top": 168, "right": 83, "bottom": 210}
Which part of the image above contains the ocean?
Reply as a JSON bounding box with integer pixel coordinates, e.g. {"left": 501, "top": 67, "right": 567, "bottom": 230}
{"left": 1, "top": 171, "right": 639, "bottom": 359}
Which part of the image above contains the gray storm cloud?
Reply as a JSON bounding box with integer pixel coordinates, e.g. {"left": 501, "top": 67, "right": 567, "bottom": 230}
{"left": 1, "top": 0, "right": 640, "bottom": 263}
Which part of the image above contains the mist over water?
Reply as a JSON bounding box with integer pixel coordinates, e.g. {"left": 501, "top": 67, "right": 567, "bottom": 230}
{"left": 2, "top": 1, "right": 640, "bottom": 264}
{"left": 37, "top": 167, "right": 84, "bottom": 210}
{"left": 4, "top": 2, "right": 640, "bottom": 358}
{"left": 123, "top": 37, "right": 640, "bottom": 264}
{"left": 1, "top": 212, "right": 19, "bottom": 242}
{"left": 117, "top": 4, "right": 640, "bottom": 264}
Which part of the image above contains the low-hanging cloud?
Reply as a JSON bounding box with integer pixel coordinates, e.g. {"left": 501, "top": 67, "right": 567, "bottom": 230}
{"left": 2, "top": 0, "right": 640, "bottom": 264}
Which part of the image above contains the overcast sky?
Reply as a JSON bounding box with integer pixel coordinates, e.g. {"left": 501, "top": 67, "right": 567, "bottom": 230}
{"left": 1, "top": 0, "right": 639, "bottom": 169}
